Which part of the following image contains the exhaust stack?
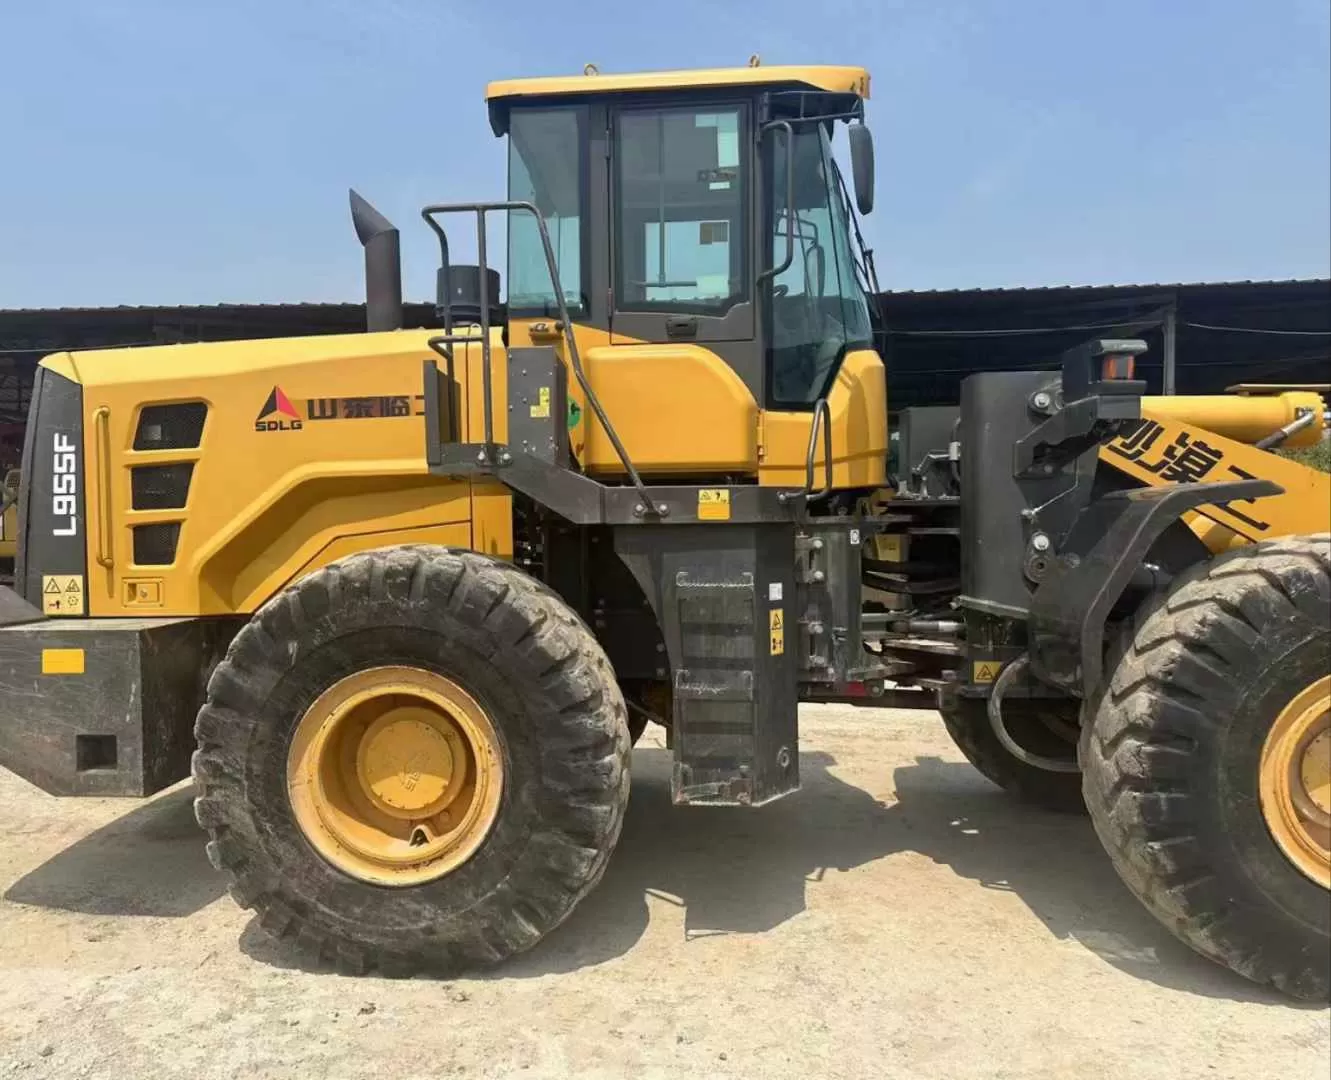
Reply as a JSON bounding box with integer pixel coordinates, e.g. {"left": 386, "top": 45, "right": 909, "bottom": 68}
{"left": 349, "top": 189, "right": 403, "bottom": 332}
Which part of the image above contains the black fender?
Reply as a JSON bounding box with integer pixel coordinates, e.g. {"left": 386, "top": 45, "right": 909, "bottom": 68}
{"left": 1027, "top": 477, "right": 1280, "bottom": 696}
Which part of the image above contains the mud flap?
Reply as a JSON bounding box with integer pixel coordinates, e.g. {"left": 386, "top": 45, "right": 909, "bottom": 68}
{"left": 615, "top": 525, "right": 799, "bottom": 806}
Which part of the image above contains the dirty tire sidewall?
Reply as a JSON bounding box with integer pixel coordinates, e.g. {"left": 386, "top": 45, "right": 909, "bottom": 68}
{"left": 193, "top": 546, "right": 631, "bottom": 974}
{"left": 1082, "top": 534, "right": 1331, "bottom": 1001}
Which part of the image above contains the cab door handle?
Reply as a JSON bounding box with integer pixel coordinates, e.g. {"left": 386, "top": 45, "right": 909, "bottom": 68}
{"left": 529, "top": 320, "right": 564, "bottom": 342}
{"left": 666, "top": 316, "right": 697, "bottom": 340}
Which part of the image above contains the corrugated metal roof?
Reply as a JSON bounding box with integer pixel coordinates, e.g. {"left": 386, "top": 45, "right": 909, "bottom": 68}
{"left": 1, "top": 279, "right": 1325, "bottom": 316}
{"left": 881, "top": 278, "right": 1328, "bottom": 298}
{"left": 0, "top": 301, "right": 376, "bottom": 316}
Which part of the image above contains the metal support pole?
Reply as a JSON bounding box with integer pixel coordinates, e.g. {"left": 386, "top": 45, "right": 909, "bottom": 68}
{"left": 1162, "top": 301, "right": 1178, "bottom": 395}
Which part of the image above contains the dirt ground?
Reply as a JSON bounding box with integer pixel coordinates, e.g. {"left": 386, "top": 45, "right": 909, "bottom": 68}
{"left": 1, "top": 706, "right": 1326, "bottom": 1080}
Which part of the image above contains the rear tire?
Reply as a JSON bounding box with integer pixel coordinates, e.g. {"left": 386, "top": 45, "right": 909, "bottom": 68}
{"left": 1082, "top": 535, "right": 1330, "bottom": 1001}
{"left": 939, "top": 696, "right": 1085, "bottom": 812}
{"left": 193, "top": 545, "right": 631, "bottom": 975}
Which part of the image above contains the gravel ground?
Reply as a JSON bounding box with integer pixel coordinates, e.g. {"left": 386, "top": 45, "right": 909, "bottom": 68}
{"left": 1, "top": 705, "right": 1326, "bottom": 1080}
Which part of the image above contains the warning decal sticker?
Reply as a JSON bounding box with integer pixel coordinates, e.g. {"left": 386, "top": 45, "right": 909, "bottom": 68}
{"left": 972, "top": 660, "right": 1001, "bottom": 684}
{"left": 42, "top": 575, "right": 84, "bottom": 616}
{"left": 698, "top": 489, "right": 731, "bottom": 521}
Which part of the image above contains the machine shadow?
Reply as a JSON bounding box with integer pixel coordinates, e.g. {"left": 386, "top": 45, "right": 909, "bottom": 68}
{"left": 8, "top": 744, "right": 1288, "bottom": 1005}
{"left": 4, "top": 783, "right": 225, "bottom": 917}
{"left": 883, "top": 754, "right": 1298, "bottom": 1005}
{"left": 500, "top": 746, "right": 1288, "bottom": 1003}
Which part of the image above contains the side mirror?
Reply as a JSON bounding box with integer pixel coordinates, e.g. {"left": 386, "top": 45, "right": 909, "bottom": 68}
{"left": 848, "top": 123, "right": 875, "bottom": 216}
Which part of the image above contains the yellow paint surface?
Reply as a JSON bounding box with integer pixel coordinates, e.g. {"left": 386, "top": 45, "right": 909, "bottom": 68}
{"left": 41, "top": 649, "right": 85, "bottom": 675}
{"left": 487, "top": 65, "right": 870, "bottom": 102}
{"left": 582, "top": 344, "right": 759, "bottom": 475}
{"left": 760, "top": 350, "right": 888, "bottom": 489}
{"left": 1104, "top": 411, "right": 1331, "bottom": 543}
{"left": 43, "top": 330, "right": 499, "bottom": 616}
{"left": 1141, "top": 392, "right": 1325, "bottom": 449}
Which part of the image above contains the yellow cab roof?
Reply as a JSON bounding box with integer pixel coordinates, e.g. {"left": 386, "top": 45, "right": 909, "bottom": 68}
{"left": 486, "top": 65, "right": 870, "bottom": 102}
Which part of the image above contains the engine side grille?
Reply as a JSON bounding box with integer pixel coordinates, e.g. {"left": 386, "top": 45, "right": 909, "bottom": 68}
{"left": 133, "top": 403, "right": 207, "bottom": 451}
{"left": 132, "top": 523, "right": 181, "bottom": 566}
{"left": 130, "top": 463, "right": 194, "bottom": 510}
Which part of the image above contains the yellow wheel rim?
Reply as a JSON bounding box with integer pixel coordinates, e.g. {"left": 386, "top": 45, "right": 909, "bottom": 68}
{"left": 1260, "top": 674, "right": 1331, "bottom": 890}
{"left": 287, "top": 666, "right": 504, "bottom": 887}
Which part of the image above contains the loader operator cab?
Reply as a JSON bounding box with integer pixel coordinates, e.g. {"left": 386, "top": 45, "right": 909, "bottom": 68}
{"left": 486, "top": 64, "right": 883, "bottom": 454}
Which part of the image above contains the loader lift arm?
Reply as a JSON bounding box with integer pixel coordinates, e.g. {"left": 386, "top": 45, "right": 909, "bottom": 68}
{"left": 1104, "top": 404, "right": 1331, "bottom": 545}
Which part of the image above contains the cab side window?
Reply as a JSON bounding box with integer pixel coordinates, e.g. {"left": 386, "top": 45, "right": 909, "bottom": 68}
{"left": 508, "top": 108, "right": 586, "bottom": 314}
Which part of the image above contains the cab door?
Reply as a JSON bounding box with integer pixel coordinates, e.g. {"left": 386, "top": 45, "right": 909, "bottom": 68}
{"left": 583, "top": 99, "right": 761, "bottom": 476}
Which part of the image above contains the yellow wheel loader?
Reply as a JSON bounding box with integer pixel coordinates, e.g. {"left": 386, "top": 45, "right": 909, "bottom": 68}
{"left": 1, "top": 64, "right": 1328, "bottom": 997}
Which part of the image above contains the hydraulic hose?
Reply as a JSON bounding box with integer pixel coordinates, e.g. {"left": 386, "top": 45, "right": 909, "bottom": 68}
{"left": 986, "top": 656, "right": 1081, "bottom": 774}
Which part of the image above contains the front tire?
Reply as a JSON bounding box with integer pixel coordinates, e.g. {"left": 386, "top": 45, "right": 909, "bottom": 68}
{"left": 193, "top": 546, "right": 631, "bottom": 975}
{"left": 1082, "top": 535, "right": 1330, "bottom": 1001}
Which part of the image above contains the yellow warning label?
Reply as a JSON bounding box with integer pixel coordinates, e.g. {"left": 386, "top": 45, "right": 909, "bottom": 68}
{"left": 874, "top": 534, "right": 905, "bottom": 562}
{"left": 972, "top": 660, "right": 1001, "bottom": 684}
{"left": 698, "top": 488, "right": 731, "bottom": 521}
{"left": 529, "top": 386, "right": 551, "bottom": 419}
{"left": 42, "top": 648, "right": 85, "bottom": 675}
{"left": 769, "top": 607, "right": 785, "bottom": 655}
{"left": 41, "top": 575, "right": 84, "bottom": 616}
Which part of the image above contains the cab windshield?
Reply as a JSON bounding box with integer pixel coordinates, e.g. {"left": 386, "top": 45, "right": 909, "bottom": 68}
{"left": 768, "top": 123, "right": 874, "bottom": 407}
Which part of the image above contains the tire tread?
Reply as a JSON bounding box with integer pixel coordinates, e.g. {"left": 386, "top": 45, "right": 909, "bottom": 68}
{"left": 1082, "top": 533, "right": 1330, "bottom": 1001}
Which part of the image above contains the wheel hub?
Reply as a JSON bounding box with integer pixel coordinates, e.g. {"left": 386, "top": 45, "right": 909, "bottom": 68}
{"left": 357, "top": 711, "right": 458, "bottom": 815}
{"left": 1260, "top": 674, "right": 1331, "bottom": 890}
{"left": 287, "top": 666, "right": 504, "bottom": 887}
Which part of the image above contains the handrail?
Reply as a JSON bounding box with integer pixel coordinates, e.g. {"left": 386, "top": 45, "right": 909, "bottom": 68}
{"left": 778, "top": 397, "right": 834, "bottom": 505}
{"left": 757, "top": 120, "right": 795, "bottom": 285}
{"left": 93, "top": 407, "right": 114, "bottom": 568}
{"left": 420, "top": 200, "right": 661, "bottom": 516}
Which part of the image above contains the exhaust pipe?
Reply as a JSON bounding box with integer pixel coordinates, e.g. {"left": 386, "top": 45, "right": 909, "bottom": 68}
{"left": 349, "top": 189, "right": 403, "bottom": 332}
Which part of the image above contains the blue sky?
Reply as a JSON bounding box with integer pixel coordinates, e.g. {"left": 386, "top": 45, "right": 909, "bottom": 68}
{"left": 2, "top": 0, "right": 1328, "bottom": 307}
